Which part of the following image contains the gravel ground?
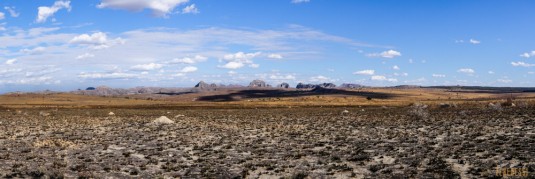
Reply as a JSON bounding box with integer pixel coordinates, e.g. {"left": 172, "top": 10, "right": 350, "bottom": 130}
{"left": 0, "top": 106, "right": 534, "bottom": 178}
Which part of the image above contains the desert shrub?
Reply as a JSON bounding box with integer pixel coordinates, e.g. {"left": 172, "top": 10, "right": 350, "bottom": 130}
{"left": 366, "top": 96, "right": 372, "bottom": 101}
{"left": 408, "top": 103, "right": 429, "bottom": 120}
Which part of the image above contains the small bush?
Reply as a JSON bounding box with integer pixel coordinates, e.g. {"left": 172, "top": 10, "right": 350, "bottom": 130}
{"left": 366, "top": 97, "right": 372, "bottom": 101}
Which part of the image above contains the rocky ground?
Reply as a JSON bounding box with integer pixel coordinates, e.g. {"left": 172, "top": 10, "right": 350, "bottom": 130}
{"left": 0, "top": 106, "right": 534, "bottom": 178}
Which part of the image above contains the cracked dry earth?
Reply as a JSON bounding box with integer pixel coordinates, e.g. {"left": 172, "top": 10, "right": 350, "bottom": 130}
{"left": 0, "top": 107, "right": 534, "bottom": 178}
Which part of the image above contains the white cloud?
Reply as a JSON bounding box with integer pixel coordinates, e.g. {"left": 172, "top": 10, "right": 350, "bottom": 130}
{"left": 457, "top": 68, "right": 475, "bottom": 74}
{"left": 4, "top": 7, "right": 20, "bottom": 17}
{"left": 227, "top": 71, "right": 237, "bottom": 75}
{"left": 219, "top": 61, "right": 244, "bottom": 69}
{"left": 291, "top": 0, "right": 310, "bottom": 3}
{"left": 182, "top": 4, "right": 199, "bottom": 14}
{"left": 469, "top": 39, "right": 480, "bottom": 44}
{"left": 519, "top": 51, "right": 535, "bottom": 58}
{"left": 20, "top": 46, "right": 46, "bottom": 55}
{"left": 371, "top": 75, "right": 397, "bottom": 82}
{"left": 70, "top": 32, "right": 124, "bottom": 49}
{"left": 78, "top": 72, "right": 138, "bottom": 79}
{"left": 392, "top": 65, "right": 400, "bottom": 70}
{"left": 28, "top": 27, "right": 61, "bottom": 37}
{"left": 5, "top": 58, "right": 16, "bottom": 65}
{"left": 409, "top": 59, "right": 413, "bottom": 63}
{"left": 497, "top": 79, "right": 512, "bottom": 83}
{"left": 179, "top": 66, "right": 197, "bottom": 73}
{"left": 394, "top": 72, "right": 408, "bottom": 76}
{"left": 367, "top": 50, "right": 401, "bottom": 58}
{"left": 36, "top": 0, "right": 71, "bottom": 23}
{"left": 309, "top": 75, "right": 336, "bottom": 83}
{"left": 528, "top": 72, "right": 534, "bottom": 75}
{"left": 488, "top": 71, "right": 495, "bottom": 74}
{"left": 76, "top": 53, "right": 95, "bottom": 60}
{"left": 219, "top": 52, "right": 261, "bottom": 69}
{"left": 70, "top": 32, "right": 108, "bottom": 45}
{"left": 97, "top": 0, "right": 189, "bottom": 17}
{"left": 131, "top": 63, "right": 163, "bottom": 71}
{"left": 269, "top": 74, "right": 296, "bottom": 80}
{"left": 268, "top": 53, "right": 283, "bottom": 59}
{"left": 353, "top": 70, "right": 375, "bottom": 75}
{"left": 432, "top": 74, "right": 446, "bottom": 78}
{"left": 170, "top": 55, "right": 207, "bottom": 64}
{"left": 0, "top": 12, "right": 4, "bottom": 20}
{"left": 511, "top": 61, "right": 535, "bottom": 67}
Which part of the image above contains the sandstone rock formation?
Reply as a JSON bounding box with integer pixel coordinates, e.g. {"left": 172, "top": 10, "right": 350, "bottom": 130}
{"left": 248, "top": 80, "right": 267, "bottom": 87}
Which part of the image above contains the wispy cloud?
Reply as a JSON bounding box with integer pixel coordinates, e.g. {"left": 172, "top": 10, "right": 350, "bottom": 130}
{"left": 511, "top": 61, "right": 535, "bottom": 67}
{"left": 291, "top": 0, "right": 310, "bottom": 4}
{"left": 97, "top": 0, "right": 189, "bottom": 17}
{"left": 4, "top": 6, "right": 20, "bottom": 17}
{"left": 182, "top": 4, "right": 199, "bottom": 14}
{"left": 457, "top": 68, "right": 475, "bottom": 74}
{"left": 353, "top": 70, "right": 375, "bottom": 75}
{"left": 367, "top": 50, "right": 401, "bottom": 58}
{"left": 520, "top": 51, "right": 535, "bottom": 58}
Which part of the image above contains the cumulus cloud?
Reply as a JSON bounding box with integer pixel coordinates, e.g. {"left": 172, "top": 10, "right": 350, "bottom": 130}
{"left": 219, "top": 61, "right": 245, "bottom": 69}
{"left": 520, "top": 51, "right": 535, "bottom": 58}
{"left": 179, "top": 66, "right": 197, "bottom": 73}
{"left": 76, "top": 53, "right": 95, "bottom": 60}
{"left": 511, "top": 61, "right": 535, "bottom": 67}
{"left": 392, "top": 65, "right": 400, "bottom": 70}
{"left": 469, "top": 39, "right": 480, "bottom": 44}
{"left": 353, "top": 70, "right": 375, "bottom": 75}
{"left": 219, "top": 52, "right": 261, "bottom": 69}
{"left": 457, "top": 68, "right": 475, "bottom": 74}
{"left": 70, "top": 32, "right": 124, "bottom": 49}
{"left": 130, "top": 63, "right": 163, "bottom": 71}
{"left": 36, "top": 0, "right": 71, "bottom": 23}
{"left": 170, "top": 55, "right": 207, "bottom": 64}
{"left": 367, "top": 50, "right": 401, "bottom": 58}
{"left": 268, "top": 53, "right": 283, "bottom": 59}
{"left": 97, "top": 0, "right": 189, "bottom": 17}
{"left": 432, "top": 74, "right": 446, "bottom": 78}
{"left": 291, "top": 0, "right": 310, "bottom": 3}
{"left": 4, "top": 6, "right": 20, "bottom": 17}
{"left": 182, "top": 4, "right": 199, "bottom": 14}
{"left": 371, "top": 75, "right": 397, "bottom": 82}
{"left": 70, "top": 32, "right": 108, "bottom": 45}
{"left": 5, "top": 58, "right": 16, "bottom": 65}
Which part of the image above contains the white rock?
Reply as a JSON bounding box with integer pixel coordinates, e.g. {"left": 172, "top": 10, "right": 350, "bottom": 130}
{"left": 175, "top": 114, "right": 185, "bottom": 118}
{"left": 153, "top": 116, "right": 174, "bottom": 124}
{"left": 108, "top": 112, "right": 115, "bottom": 116}
{"left": 342, "top": 110, "right": 349, "bottom": 113}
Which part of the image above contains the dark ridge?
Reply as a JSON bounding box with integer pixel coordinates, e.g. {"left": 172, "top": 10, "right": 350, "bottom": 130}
{"left": 196, "top": 88, "right": 400, "bottom": 102}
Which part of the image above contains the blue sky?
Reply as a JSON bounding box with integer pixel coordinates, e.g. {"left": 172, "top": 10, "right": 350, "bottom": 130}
{"left": 1, "top": 0, "right": 535, "bottom": 93}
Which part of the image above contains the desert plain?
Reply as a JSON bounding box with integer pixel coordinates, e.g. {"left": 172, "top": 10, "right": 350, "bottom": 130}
{"left": 0, "top": 87, "right": 534, "bottom": 178}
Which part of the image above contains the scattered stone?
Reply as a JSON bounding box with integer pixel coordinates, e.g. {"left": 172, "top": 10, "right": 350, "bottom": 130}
{"left": 342, "top": 110, "right": 349, "bottom": 114}
{"left": 175, "top": 114, "right": 185, "bottom": 118}
{"left": 153, "top": 116, "right": 174, "bottom": 124}
{"left": 108, "top": 112, "right": 115, "bottom": 116}
{"left": 39, "top": 111, "right": 50, "bottom": 117}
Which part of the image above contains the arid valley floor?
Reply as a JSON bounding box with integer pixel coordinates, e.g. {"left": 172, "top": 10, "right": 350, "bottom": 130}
{"left": 0, "top": 88, "right": 534, "bottom": 178}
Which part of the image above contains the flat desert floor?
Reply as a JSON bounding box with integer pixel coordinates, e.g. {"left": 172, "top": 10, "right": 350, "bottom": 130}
{"left": 0, "top": 88, "right": 534, "bottom": 178}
